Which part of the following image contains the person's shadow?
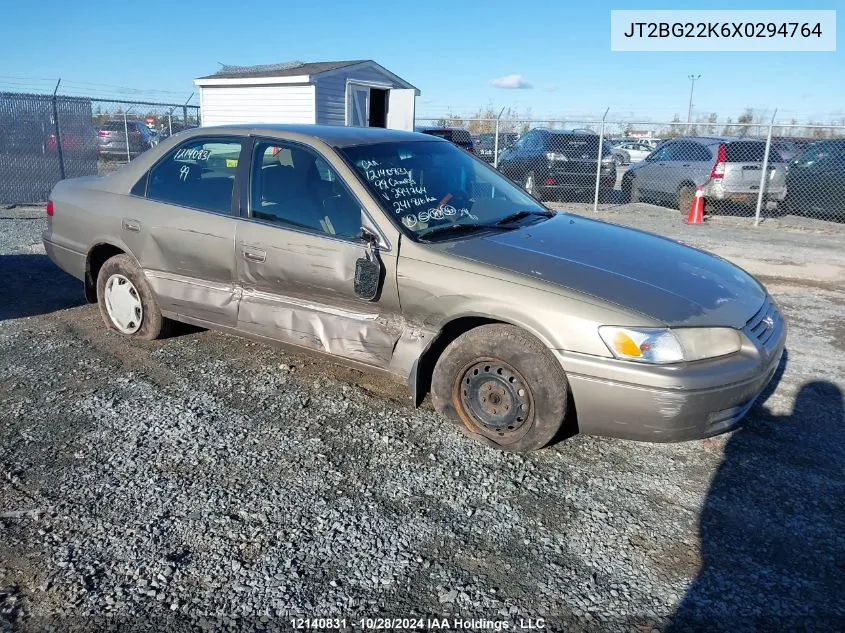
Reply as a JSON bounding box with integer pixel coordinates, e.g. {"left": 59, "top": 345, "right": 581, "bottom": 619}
{"left": 669, "top": 352, "right": 845, "bottom": 631}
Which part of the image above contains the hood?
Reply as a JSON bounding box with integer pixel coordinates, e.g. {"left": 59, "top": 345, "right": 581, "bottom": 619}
{"left": 438, "top": 214, "right": 766, "bottom": 328}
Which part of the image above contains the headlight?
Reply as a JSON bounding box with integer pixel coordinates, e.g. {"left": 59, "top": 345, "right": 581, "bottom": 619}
{"left": 598, "top": 327, "right": 742, "bottom": 364}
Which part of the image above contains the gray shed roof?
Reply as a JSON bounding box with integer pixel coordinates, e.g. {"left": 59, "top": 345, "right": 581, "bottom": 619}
{"left": 198, "top": 60, "right": 369, "bottom": 80}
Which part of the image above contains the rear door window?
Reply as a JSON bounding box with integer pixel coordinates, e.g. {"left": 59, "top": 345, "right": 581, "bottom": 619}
{"left": 673, "top": 142, "right": 712, "bottom": 162}
{"left": 146, "top": 137, "right": 243, "bottom": 214}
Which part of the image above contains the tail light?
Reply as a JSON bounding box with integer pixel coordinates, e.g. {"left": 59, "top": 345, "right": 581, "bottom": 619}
{"left": 46, "top": 200, "right": 54, "bottom": 216}
{"left": 98, "top": 130, "right": 111, "bottom": 137}
{"left": 544, "top": 178, "right": 556, "bottom": 185}
{"left": 711, "top": 143, "right": 726, "bottom": 179}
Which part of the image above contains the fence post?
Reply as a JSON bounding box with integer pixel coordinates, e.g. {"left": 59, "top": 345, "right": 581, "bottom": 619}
{"left": 593, "top": 108, "right": 609, "bottom": 213}
{"left": 183, "top": 92, "right": 194, "bottom": 129}
{"left": 754, "top": 108, "right": 778, "bottom": 226}
{"left": 123, "top": 110, "right": 131, "bottom": 162}
{"left": 493, "top": 107, "right": 505, "bottom": 169}
{"left": 51, "top": 79, "right": 66, "bottom": 181}
{"left": 168, "top": 110, "right": 173, "bottom": 136}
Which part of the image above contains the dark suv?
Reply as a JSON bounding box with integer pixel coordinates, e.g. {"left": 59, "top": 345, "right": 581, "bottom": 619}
{"left": 784, "top": 138, "right": 845, "bottom": 219}
{"left": 97, "top": 120, "right": 155, "bottom": 159}
{"left": 416, "top": 127, "right": 475, "bottom": 153}
{"left": 496, "top": 128, "right": 616, "bottom": 200}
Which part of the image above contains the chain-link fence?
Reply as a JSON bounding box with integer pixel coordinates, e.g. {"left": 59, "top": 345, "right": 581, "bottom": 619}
{"left": 416, "top": 117, "right": 845, "bottom": 224}
{"left": 0, "top": 90, "right": 200, "bottom": 204}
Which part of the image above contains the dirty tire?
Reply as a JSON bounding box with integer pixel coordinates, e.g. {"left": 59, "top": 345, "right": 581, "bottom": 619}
{"left": 623, "top": 176, "right": 640, "bottom": 203}
{"left": 96, "top": 254, "right": 171, "bottom": 340}
{"left": 431, "top": 324, "right": 569, "bottom": 452}
{"left": 678, "top": 184, "right": 696, "bottom": 214}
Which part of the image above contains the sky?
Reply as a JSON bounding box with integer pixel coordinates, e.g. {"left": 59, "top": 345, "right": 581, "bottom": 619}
{"left": 1, "top": 0, "right": 842, "bottom": 125}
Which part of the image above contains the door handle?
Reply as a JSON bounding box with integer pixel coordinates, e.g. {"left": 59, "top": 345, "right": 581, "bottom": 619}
{"left": 122, "top": 218, "right": 141, "bottom": 232}
{"left": 242, "top": 248, "right": 266, "bottom": 263}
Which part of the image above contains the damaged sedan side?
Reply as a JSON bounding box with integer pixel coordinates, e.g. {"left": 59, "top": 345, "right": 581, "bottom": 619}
{"left": 43, "top": 124, "right": 785, "bottom": 452}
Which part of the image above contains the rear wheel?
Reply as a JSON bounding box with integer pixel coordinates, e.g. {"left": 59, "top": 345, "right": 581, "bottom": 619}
{"left": 431, "top": 324, "right": 570, "bottom": 452}
{"left": 96, "top": 254, "right": 171, "bottom": 340}
{"left": 678, "top": 184, "right": 697, "bottom": 214}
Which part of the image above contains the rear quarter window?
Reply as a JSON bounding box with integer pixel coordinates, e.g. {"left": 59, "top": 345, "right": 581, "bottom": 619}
{"left": 725, "top": 141, "right": 783, "bottom": 163}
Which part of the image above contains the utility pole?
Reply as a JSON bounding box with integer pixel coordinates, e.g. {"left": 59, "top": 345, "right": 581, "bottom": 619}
{"left": 687, "top": 74, "right": 701, "bottom": 132}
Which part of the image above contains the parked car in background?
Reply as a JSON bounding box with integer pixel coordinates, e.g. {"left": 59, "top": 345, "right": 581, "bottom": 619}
{"left": 613, "top": 140, "right": 653, "bottom": 164}
{"left": 97, "top": 120, "right": 156, "bottom": 159}
{"left": 42, "top": 124, "right": 785, "bottom": 451}
{"left": 157, "top": 122, "right": 199, "bottom": 141}
{"left": 610, "top": 145, "right": 630, "bottom": 165}
{"left": 784, "top": 138, "right": 845, "bottom": 219}
{"left": 475, "top": 132, "right": 519, "bottom": 163}
{"left": 415, "top": 126, "right": 475, "bottom": 153}
{"left": 496, "top": 128, "right": 616, "bottom": 200}
{"left": 46, "top": 127, "right": 98, "bottom": 161}
{"left": 621, "top": 136, "right": 787, "bottom": 212}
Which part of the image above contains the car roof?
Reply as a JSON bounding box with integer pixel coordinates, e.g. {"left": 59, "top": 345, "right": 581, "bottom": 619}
{"left": 193, "top": 123, "right": 447, "bottom": 148}
{"left": 663, "top": 136, "right": 767, "bottom": 144}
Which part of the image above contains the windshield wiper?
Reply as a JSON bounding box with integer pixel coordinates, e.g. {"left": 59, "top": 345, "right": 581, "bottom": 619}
{"left": 493, "top": 209, "right": 554, "bottom": 225}
{"left": 417, "top": 222, "right": 512, "bottom": 240}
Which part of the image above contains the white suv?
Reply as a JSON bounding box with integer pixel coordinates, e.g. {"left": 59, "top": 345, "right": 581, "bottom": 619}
{"left": 621, "top": 137, "right": 788, "bottom": 212}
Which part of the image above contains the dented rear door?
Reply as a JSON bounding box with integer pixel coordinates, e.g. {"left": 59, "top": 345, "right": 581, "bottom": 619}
{"left": 130, "top": 135, "right": 245, "bottom": 326}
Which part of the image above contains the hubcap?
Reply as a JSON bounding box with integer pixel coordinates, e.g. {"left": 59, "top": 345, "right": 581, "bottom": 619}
{"left": 458, "top": 360, "right": 533, "bottom": 437}
{"left": 104, "top": 274, "right": 143, "bottom": 334}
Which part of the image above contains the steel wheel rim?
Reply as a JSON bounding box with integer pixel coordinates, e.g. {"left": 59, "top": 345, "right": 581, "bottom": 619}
{"left": 456, "top": 359, "right": 535, "bottom": 442}
{"left": 104, "top": 273, "right": 143, "bottom": 334}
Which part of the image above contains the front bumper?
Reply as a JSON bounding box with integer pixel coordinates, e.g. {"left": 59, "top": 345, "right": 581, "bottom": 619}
{"left": 555, "top": 306, "right": 786, "bottom": 442}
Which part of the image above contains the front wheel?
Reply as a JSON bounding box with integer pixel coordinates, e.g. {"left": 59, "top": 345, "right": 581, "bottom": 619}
{"left": 431, "top": 324, "right": 571, "bottom": 452}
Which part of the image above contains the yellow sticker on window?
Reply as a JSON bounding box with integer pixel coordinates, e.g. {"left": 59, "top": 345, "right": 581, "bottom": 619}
{"left": 226, "top": 158, "right": 238, "bottom": 168}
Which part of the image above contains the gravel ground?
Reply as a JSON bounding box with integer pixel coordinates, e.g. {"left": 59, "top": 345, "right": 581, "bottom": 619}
{"left": 1, "top": 204, "right": 844, "bottom": 632}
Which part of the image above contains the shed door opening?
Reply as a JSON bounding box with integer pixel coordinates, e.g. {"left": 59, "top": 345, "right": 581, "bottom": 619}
{"left": 368, "top": 88, "right": 388, "bottom": 128}
{"left": 348, "top": 85, "right": 369, "bottom": 127}
{"left": 347, "top": 84, "right": 390, "bottom": 128}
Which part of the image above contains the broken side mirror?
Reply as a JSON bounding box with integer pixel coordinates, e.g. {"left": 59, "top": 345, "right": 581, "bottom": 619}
{"left": 354, "top": 227, "right": 382, "bottom": 301}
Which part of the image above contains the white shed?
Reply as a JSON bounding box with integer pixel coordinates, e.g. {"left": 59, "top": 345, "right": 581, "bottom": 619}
{"left": 194, "top": 60, "right": 419, "bottom": 131}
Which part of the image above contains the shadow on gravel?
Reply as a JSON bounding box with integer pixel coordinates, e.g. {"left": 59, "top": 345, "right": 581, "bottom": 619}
{"left": 0, "top": 253, "right": 86, "bottom": 320}
{"left": 669, "top": 351, "right": 845, "bottom": 631}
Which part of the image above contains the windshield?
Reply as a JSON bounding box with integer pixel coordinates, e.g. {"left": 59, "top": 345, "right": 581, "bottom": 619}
{"left": 339, "top": 140, "right": 548, "bottom": 239}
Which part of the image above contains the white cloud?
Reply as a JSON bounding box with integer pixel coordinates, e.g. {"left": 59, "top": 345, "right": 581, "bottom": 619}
{"left": 490, "top": 74, "right": 533, "bottom": 89}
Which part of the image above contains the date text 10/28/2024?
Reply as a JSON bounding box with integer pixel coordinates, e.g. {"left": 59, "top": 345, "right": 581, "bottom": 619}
{"left": 291, "top": 617, "right": 547, "bottom": 630}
